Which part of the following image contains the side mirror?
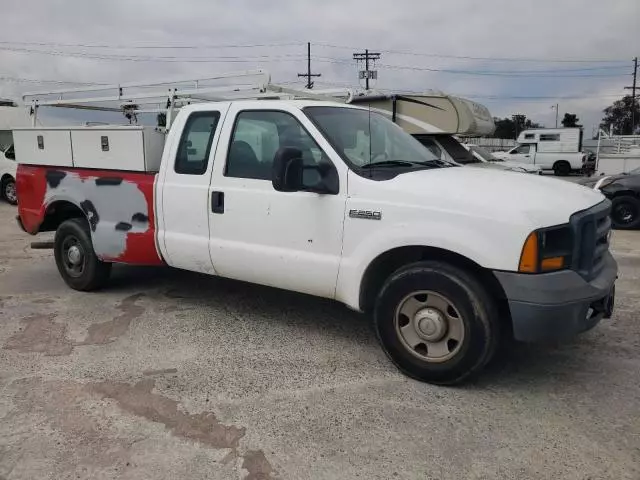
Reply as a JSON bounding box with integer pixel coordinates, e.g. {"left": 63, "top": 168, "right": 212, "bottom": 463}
{"left": 272, "top": 147, "right": 338, "bottom": 195}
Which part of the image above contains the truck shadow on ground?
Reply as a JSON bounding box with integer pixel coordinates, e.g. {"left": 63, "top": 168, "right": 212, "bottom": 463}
{"left": 107, "top": 265, "right": 612, "bottom": 389}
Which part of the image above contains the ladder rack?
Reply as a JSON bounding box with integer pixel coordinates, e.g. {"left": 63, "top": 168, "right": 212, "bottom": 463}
{"left": 22, "top": 69, "right": 361, "bottom": 128}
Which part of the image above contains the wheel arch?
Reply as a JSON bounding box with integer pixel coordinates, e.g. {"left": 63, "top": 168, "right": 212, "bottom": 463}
{"left": 358, "top": 245, "right": 508, "bottom": 314}
{"left": 39, "top": 199, "right": 88, "bottom": 233}
{"left": 1, "top": 173, "right": 14, "bottom": 183}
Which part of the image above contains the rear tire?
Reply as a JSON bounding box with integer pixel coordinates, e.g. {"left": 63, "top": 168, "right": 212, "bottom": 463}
{"left": 54, "top": 218, "right": 111, "bottom": 291}
{"left": 553, "top": 161, "right": 571, "bottom": 176}
{"left": 373, "top": 261, "right": 500, "bottom": 385}
{"left": 611, "top": 195, "right": 640, "bottom": 230}
{"left": 1, "top": 177, "right": 17, "bottom": 205}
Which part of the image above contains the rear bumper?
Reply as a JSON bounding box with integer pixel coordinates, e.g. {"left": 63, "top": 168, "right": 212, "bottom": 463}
{"left": 494, "top": 252, "right": 618, "bottom": 342}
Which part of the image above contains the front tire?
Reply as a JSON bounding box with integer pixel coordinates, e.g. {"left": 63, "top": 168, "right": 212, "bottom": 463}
{"left": 373, "top": 261, "right": 500, "bottom": 385}
{"left": 2, "top": 177, "right": 17, "bottom": 205}
{"left": 611, "top": 195, "right": 640, "bottom": 230}
{"left": 54, "top": 218, "right": 111, "bottom": 291}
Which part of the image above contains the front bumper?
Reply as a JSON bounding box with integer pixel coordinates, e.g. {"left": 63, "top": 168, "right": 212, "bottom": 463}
{"left": 494, "top": 252, "right": 618, "bottom": 342}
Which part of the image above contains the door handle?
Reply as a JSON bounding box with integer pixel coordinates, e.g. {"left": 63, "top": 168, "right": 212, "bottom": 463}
{"left": 211, "top": 191, "right": 224, "bottom": 214}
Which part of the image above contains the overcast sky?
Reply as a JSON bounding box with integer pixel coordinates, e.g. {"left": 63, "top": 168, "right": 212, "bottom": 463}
{"left": 1, "top": 0, "right": 638, "bottom": 134}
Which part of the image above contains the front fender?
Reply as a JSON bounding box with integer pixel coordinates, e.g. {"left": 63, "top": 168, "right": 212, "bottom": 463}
{"left": 334, "top": 220, "right": 527, "bottom": 311}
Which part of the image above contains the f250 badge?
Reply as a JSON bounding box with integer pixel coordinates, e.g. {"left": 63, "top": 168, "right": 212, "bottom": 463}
{"left": 349, "top": 209, "right": 382, "bottom": 220}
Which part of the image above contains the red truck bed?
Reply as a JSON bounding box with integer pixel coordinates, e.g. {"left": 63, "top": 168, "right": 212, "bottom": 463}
{"left": 17, "top": 164, "right": 164, "bottom": 265}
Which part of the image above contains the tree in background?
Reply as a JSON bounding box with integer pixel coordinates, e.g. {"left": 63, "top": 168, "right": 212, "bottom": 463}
{"left": 600, "top": 95, "right": 640, "bottom": 135}
{"left": 561, "top": 113, "right": 581, "bottom": 128}
{"left": 491, "top": 116, "right": 542, "bottom": 139}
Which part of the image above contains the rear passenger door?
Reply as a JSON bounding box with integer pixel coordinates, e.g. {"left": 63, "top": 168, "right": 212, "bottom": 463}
{"left": 158, "top": 105, "right": 229, "bottom": 273}
{"left": 207, "top": 104, "right": 348, "bottom": 299}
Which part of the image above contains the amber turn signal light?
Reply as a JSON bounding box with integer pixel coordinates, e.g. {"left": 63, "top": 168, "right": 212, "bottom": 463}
{"left": 541, "top": 256, "right": 564, "bottom": 271}
{"left": 518, "top": 232, "right": 538, "bottom": 273}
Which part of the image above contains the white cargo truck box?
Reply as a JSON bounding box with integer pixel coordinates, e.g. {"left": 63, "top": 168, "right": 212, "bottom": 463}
{"left": 516, "top": 128, "right": 582, "bottom": 153}
{"left": 13, "top": 126, "right": 166, "bottom": 172}
{"left": 13, "top": 129, "right": 74, "bottom": 167}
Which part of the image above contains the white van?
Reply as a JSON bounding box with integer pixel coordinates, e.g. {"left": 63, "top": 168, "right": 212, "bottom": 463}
{"left": 494, "top": 128, "right": 586, "bottom": 176}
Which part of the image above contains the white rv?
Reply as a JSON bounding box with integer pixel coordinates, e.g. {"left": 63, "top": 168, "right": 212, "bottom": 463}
{"left": 494, "top": 128, "right": 586, "bottom": 176}
{"left": 338, "top": 92, "right": 538, "bottom": 174}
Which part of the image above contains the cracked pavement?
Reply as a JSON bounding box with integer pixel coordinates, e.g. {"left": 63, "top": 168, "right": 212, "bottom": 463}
{"left": 0, "top": 201, "right": 639, "bottom": 479}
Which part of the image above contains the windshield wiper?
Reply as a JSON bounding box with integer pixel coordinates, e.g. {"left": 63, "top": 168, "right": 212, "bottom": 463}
{"left": 362, "top": 159, "right": 452, "bottom": 168}
{"left": 362, "top": 160, "right": 423, "bottom": 168}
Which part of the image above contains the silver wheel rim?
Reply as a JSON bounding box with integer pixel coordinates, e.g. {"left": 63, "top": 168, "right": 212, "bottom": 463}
{"left": 4, "top": 181, "right": 16, "bottom": 203}
{"left": 62, "top": 236, "right": 86, "bottom": 278}
{"left": 395, "top": 290, "right": 465, "bottom": 363}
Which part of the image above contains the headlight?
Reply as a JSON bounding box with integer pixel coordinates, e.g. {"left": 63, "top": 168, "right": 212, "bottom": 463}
{"left": 518, "top": 225, "right": 573, "bottom": 273}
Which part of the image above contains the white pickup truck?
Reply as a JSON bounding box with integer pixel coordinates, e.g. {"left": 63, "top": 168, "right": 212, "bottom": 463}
{"left": 493, "top": 128, "right": 586, "bottom": 176}
{"left": 15, "top": 100, "right": 617, "bottom": 385}
{"left": 1, "top": 144, "right": 17, "bottom": 204}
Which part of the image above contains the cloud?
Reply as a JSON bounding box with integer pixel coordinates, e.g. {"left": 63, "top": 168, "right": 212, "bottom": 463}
{"left": 1, "top": 0, "right": 637, "bottom": 132}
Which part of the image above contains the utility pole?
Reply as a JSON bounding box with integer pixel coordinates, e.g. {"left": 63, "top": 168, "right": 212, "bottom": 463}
{"left": 551, "top": 103, "right": 559, "bottom": 128}
{"left": 624, "top": 57, "right": 638, "bottom": 134}
{"left": 353, "top": 49, "right": 381, "bottom": 90}
{"left": 297, "top": 42, "right": 321, "bottom": 89}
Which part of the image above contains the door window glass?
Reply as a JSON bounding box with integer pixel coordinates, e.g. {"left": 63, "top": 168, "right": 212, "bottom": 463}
{"left": 226, "top": 110, "right": 329, "bottom": 180}
{"left": 513, "top": 144, "right": 531, "bottom": 154}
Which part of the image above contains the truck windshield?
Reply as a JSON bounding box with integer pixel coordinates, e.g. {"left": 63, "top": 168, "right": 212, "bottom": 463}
{"left": 303, "top": 106, "right": 451, "bottom": 171}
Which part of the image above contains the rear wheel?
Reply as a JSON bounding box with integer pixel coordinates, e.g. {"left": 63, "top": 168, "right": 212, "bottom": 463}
{"left": 373, "top": 261, "right": 500, "bottom": 385}
{"left": 54, "top": 218, "right": 111, "bottom": 291}
{"left": 1, "top": 177, "right": 17, "bottom": 205}
{"left": 611, "top": 195, "right": 640, "bottom": 230}
{"left": 553, "top": 161, "right": 571, "bottom": 176}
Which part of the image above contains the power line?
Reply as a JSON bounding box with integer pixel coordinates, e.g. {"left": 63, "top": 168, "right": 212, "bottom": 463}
{"left": 0, "top": 40, "right": 303, "bottom": 50}
{"left": 314, "top": 57, "right": 630, "bottom": 77}
{"left": 0, "top": 75, "right": 106, "bottom": 85}
{"left": 314, "top": 42, "right": 630, "bottom": 64}
{"left": 0, "top": 46, "right": 307, "bottom": 63}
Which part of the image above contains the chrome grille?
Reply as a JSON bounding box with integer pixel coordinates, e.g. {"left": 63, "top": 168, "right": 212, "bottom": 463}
{"left": 569, "top": 200, "right": 612, "bottom": 281}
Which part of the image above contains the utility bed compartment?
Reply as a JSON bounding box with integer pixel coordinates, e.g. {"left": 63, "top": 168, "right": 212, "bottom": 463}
{"left": 13, "top": 126, "right": 166, "bottom": 172}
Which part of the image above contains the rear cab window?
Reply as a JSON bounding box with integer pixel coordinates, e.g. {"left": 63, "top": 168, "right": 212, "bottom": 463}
{"left": 174, "top": 112, "right": 221, "bottom": 175}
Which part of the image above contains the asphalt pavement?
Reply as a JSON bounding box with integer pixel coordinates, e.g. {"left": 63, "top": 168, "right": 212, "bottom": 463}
{"left": 1, "top": 200, "right": 639, "bottom": 480}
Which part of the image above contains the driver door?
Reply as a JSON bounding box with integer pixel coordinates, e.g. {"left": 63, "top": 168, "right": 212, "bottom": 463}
{"left": 509, "top": 144, "right": 533, "bottom": 164}
{"left": 207, "top": 105, "right": 348, "bottom": 299}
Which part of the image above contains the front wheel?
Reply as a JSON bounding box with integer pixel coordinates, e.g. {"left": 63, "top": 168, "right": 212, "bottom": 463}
{"left": 2, "top": 177, "right": 17, "bottom": 205}
{"left": 373, "top": 261, "right": 500, "bottom": 385}
{"left": 54, "top": 218, "right": 112, "bottom": 291}
{"left": 611, "top": 195, "right": 640, "bottom": 230}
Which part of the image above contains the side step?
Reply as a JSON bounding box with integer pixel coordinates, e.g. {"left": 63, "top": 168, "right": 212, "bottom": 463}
{"left": 30, "top": 241, "right": 54, "bottom": 250}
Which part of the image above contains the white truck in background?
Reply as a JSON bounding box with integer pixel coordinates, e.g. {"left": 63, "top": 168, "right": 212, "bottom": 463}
{"left": 493, "top": 128, "right": 586, "bottom": 176}
{"left": 1, "top": 99, "right": 30, "bottom": 204}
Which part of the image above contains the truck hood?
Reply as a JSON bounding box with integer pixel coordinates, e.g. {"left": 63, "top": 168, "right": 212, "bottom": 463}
{"left": 358, "top": 166, "right": 604, "bottom": 228}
